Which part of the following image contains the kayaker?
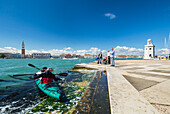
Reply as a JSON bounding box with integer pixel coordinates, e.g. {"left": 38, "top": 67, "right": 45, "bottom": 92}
{"left": 34, "top": 67, "right": 62, "bottom": 84}
{"left": 34, "top": 67, "right": 47, "bottom": 97}
{"left": 39, "top": 67, "right": 47, "bottom": 74}
{"left": 41, "top": 67, "right": 47, "bottom": 73}
{"left": 34, "top": 67, "right": 47, "bottom": 77}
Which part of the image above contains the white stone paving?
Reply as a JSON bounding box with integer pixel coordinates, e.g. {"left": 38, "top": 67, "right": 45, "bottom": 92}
{"left": 107, "top": 67, "right": 159, "bottom": 114}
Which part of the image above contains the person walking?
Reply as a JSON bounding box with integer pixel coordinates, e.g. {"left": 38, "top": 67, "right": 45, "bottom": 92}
{"left": 97, "top": 52, "right": 102, "bottom": 64}
{"left": 110, "top": 48, "right": 115, "bottom": 66}
{"left": 107, "top": 50, "right": 110, "bottom": 64}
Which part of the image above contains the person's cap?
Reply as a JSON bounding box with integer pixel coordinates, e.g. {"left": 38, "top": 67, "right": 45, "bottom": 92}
{"left": 47, "top": 67, "right": 53, "bottom": 71}
{"left": 43, "top": 67, "right": 47, "bottom": 69}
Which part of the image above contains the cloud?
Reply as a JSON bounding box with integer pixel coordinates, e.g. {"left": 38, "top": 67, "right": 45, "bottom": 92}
{"left": 156, "top": 48, "right": 170, "bottom": 55}
{"left": 88, "top": 47, "right": 101, "bottom": 55}
{"left": 104, "top": 13, "right": 116, "bottom": 19}
{"left": 0, "top": 47, "right": 20, "bottom": 53}
{"left": 102, "top": 50, "right": 107, "bottom": 54}
{"left": 0, "top": 47, "right": 102, "bottom": 56}
{"left": 1, "top": 46, "right": 169, "bottom": 56}
{"left": 114, "top": 46, "right": 144, "bottom": 55}
{"left": 63, "top": 47, "right": 72, "bottom": 50}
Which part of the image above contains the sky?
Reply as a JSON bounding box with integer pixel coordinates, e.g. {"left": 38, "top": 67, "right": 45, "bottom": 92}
{"left": 0, "top": 0, "right": 170, "bottom": 55}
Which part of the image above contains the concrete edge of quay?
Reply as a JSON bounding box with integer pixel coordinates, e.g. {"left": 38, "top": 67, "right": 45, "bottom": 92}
{"left": 74, "top": 63, "right": 160, "bottom": 114}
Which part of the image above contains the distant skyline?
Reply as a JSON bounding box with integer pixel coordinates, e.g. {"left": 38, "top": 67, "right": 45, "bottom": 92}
{"left": 0, "top": 0, "right": 170, "bottom": 55}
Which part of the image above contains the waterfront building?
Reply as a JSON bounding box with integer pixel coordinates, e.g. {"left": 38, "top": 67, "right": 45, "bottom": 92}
{"left": 76, "top": 55, "right": 81, "bottom": 58}
{"left": 115, "top": 55, "right": 143, "bottom": 58}
{"left": 92, "top": 55, "right": 97, "bottom": 58}
{"left": 144, "top": 39, "right": 155, "bottom": 59}
{"left": 72, "top": 54, "right": 77, "bottom": 58}
{"left": 60, "top": 53, "right": 65, "bottom": 58}
{"left": 0, "top": 53, "right": 11, "bottom": 58}
{"left": 52, "top": 55, "right": 60, "bottom": 58}
{"left": 84, "top": 54, "right": 93, "bottom": 58}
{"left": 25, "top": 54, "right": 33, "bottom": 58}
{"left": 65, "top": 54, "right": 72, "bottom": 58}
{"left": 32, "top": 53, "right": 51, "bottom": 58}
{"left": 21, "top": 40, "right": 25, "bottom": 57}
{"left": 9, "top": 54, "right": 23, "bottom": 59}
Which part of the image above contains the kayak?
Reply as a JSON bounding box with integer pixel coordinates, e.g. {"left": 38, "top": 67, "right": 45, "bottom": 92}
{"left": 35, "top": 72, "right": 61, "bottom": 100}
{"left": 35, "top": 78, "right": 61, "bottom": 100}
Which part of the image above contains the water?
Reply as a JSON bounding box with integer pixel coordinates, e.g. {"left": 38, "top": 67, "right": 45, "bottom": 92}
{"left": 0, "top": 59, "right": 94, "bottom": 90}
{"left": 29, "top": 70, "right": 96, "bottom": 114}
{"left": 0, "top": 58, "right": 95, "bottom": 113}
{"left": 0, "top": 58, "right": 141, "bottom": 113}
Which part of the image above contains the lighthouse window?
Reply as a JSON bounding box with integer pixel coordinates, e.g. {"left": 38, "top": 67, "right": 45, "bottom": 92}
{"left": 149, "top": 54, "right": 152, "bottom": 57}
{"left": 146, "top": 48, "right": 147, "bottom": 50}
{"left": 149, "top": 48, "right": 151, "bottom": 50}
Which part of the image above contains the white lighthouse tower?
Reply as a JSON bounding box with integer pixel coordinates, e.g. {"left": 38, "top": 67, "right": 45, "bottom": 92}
{"left": 144, "top": 39, "right": 155, "bottom": 59}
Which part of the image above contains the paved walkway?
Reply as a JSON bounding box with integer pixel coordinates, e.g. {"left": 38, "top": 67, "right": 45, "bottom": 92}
{"left": 74, "top": 62, "right": 161, "bottom": 114}
{"left": 116, "top": 60, "right": 170, "bottom": 113}
{"left": 107, "top": 67, "right": 159, "bottom": 114}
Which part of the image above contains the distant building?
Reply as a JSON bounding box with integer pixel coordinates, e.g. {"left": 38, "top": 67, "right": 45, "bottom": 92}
{"left": 92, "top": 55, "right": 98, "bottom": 58}
{"left": 65, "top": 54, "right": 72, "bottom": 58}
{"left": 116, "top": 55, "right": 127, "bottom": 58}
{"left": 76, "top": 55, "right": 81, "bottom": 58}
{"left": 9, "top": 54, "right": 23, "bottom": 59}
{"left": 115, "top": 55, "right": 143, "bottom": 58}
{"left": 21, "top": 40, "right": 25, "bottom": 57}
{"left": 84, "top": 54, "right": 92, "bottom": 58}
{"left": 32, "top": 53, "right": 51, "bottom": 58}
{"left": 25, "top": 54, "right": 32, "bottom": 58}
{"left": 60, "top": 53, "right": 65, "bottom": 58}
{"left": 52, "top": 55, "right": 60, "bottom": 58}
{"left": 0, "top": 53, "right": 11, "bottom": 58}
{"left": 144, "top": 39, "right": 155, "bottom": 59}
{"left": 72, "top": 54, "right": 77, "bottom": 58}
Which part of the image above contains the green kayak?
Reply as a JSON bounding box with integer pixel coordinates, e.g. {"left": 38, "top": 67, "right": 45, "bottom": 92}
{"left": 35, "top": 78, "right": 61, "bottom": 100}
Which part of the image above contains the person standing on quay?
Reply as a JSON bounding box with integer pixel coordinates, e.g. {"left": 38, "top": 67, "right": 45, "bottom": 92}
{"left": 107, "top": 50, "right": 110, "bottom": 64}
{"left": 97, "top": 52, "right": 102, "bottom": 64}
{"left": 110, "top": 48, "right": 115, "bottom": 66}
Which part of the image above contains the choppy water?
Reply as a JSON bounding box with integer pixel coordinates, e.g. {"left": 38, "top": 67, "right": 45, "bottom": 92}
{"left": 0, "top": 58, "right": 94, "bottom": 113}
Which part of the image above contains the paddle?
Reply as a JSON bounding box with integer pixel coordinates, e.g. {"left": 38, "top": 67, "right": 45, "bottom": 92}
{"left": 8, "top": 75, "right": 33, "bottom": 81}
{"left": 28, "top": 63, "right": 68, "bottom": 76}
{"left": 10, "top": 73, "right": 68, "bottom": 77}
{"left": 28, "top": 64, "right": 41, "bottom": 70}
{"left": 12, "top": 74, "right": 34, "bottom": 76}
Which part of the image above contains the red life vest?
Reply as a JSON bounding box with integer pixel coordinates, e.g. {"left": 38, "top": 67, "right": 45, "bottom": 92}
{"left": 40, "top": 78, "right": 53, "bottom": 84}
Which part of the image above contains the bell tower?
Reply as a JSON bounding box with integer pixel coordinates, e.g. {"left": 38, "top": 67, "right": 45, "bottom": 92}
{"left": 144, "top": 39, "right": 155, "bottom": 59}
{"left": 21, "top": 40, "right": 25, "bottom": 57}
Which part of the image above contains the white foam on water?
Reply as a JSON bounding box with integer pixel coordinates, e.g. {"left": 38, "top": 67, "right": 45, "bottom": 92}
{"left": 0, "top": 105, "right": 10, "bottom": 113}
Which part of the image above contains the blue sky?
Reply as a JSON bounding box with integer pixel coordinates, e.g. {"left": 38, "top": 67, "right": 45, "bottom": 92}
{"left": 0, "top": 0, "right": 170, "bottom": 55}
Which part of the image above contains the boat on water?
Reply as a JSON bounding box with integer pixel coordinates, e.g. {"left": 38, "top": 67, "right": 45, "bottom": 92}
{"left": 34, "top": 71, "right": 61, "bottom": 100}
{"left": 35, "top": 78, "right": 61, "bottom": 100}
